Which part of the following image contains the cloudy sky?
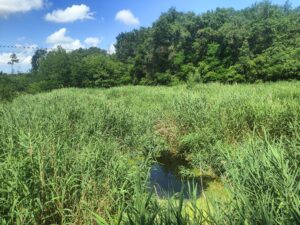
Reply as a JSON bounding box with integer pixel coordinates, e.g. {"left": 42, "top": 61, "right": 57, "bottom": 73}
{"left": 0, "top": 0, "right": 298, "bottom": 73}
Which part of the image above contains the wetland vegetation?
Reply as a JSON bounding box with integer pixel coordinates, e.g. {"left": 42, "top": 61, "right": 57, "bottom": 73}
{"left": 0, "top": 82, "right": 299, "bottom": 224}
{"left": 0, "top": 1, "right": 299, "bottom": 224}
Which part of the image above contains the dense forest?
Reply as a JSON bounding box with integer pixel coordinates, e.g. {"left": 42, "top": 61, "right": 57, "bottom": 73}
{"left": 1, "top": 1, "right": 300, "bottom": 100}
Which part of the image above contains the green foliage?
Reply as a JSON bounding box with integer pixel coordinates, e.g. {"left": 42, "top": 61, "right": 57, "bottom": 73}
{"left": 82, "top": 54, "right": 130, "bottom": 88}
{"left": 31, "top": 49, "right": 47, "bottom": 72}
{"left": 33, "top": 47, "right": 131, "bottom": 89}
{"left": 0, "top": 74, "right": 33, "bottom": 101}
{"left": 115, "top": 1, "right": 300, "bottom": 84}
{"left": 36, "top": 47, "right": 71, "bottom": 89}
{"left": 0, "top": 82, "right": 299, "bottom": 224}
{"left": 214, "top": 139, "right": 300, "bottom": 225}
{"left": 0, "top": 76, "right": 17, "bottom": 101}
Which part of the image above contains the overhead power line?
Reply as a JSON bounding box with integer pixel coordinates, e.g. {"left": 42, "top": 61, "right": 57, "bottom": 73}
{"left": 0, "top": 45, "right": 41, "bottom": 50}
{"left": 0, "top": 44, "right": 101, "bottom": 52}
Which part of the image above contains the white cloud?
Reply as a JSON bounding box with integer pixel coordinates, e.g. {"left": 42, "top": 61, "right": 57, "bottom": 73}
{"left": 46, "top": 28, "right": 83, "bottom": 50}
{"left": 0, "top": 44, "right": 38, "bottom": 73}
{"left": 0, "top": 0, "right": 43, "bottom": 18}
{"left": 108, "top": 43, "right": 116, "bottom": 54}
{"left": 84, "top": 37, "right": 101, "bottom": 47}
{"left": 115, "top": 9, "right": 140, "bottom": 26}
{"left": 45, "top": 4, "right": 94, "bottom": 23}
{"left": 0, "top": 52, "right": 12, "bottom": 65}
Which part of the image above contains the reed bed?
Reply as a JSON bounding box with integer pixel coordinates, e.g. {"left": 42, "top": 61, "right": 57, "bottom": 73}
{"left": 0, "top": 82, "right": 299, "bottom": 224}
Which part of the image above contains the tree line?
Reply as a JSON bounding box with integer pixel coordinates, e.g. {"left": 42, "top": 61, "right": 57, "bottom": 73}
{"left": 115, "top": 0, "right": 300, "bottom": 84}
{"left": 1, "top": 1, "right": 300, "bottom": 100}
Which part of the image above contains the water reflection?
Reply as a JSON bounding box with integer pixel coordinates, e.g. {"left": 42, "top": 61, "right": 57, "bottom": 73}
{"left": 149, "top": 154, "right": 201, "bottom": 198}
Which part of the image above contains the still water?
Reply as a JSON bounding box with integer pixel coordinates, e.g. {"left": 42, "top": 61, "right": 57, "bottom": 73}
{"left": 149, "top": 153, "right": 202, "bottom": 198}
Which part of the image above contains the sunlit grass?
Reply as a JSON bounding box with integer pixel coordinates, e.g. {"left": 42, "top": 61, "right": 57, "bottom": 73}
{"left": 0, "top": 82, "right": 299, "bottom": 224}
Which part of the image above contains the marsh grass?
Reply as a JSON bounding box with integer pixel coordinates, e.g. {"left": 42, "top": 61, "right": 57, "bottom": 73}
{"left": 0, "top": 82, "right": 299, "bottom": 224}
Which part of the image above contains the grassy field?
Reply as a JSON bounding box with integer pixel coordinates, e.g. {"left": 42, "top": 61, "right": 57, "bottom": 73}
{"left": 0, "top": 82, "right": 299, "bottom": 224}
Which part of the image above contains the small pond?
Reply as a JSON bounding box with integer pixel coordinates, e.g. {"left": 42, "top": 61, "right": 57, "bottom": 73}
{"left": 149, "top": 152, "right": 202, "bottom": 198}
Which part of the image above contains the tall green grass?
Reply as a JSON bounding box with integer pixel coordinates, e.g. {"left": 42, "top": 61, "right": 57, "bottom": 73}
{"left": 215, "top": 138, "right": 300, "bottom": 225}
{"left": 0, "top": 82, "right": 299, "bottom": 224}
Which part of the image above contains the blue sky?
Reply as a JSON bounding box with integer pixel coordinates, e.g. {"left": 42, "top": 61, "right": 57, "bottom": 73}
{"left": 0, "top": 0, "right": 299, "bottom": 73}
